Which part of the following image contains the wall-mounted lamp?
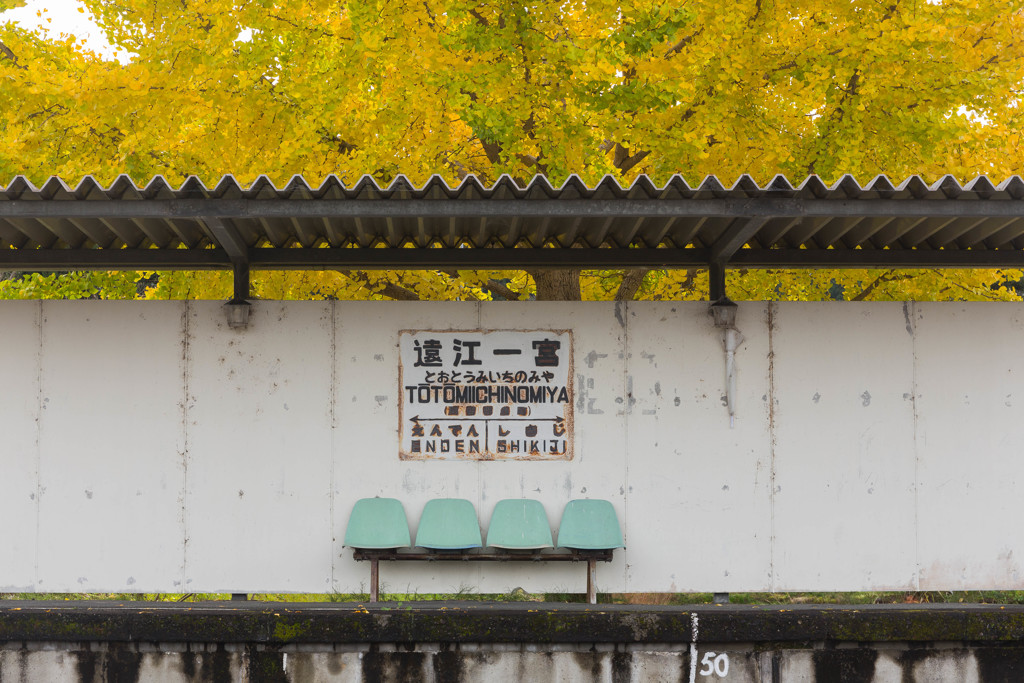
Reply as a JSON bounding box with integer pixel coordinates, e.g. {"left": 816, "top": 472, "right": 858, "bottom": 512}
{"left": 709, "top": 297, "right": 743, "bottom": 427}
{"left": 225, "top": 299, "right": 251, "bottom": 330}
{"left": 710, "top": 297, "right": 738, "bottom": 329}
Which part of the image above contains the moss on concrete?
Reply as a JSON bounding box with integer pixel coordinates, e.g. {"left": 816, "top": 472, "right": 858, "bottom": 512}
{"left": 3, "top": 601, "right": 1024, "bottom": 646}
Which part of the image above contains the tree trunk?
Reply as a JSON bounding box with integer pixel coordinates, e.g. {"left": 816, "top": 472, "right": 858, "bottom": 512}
{"left": 528, "top": 269, "right": 581, "bottom": 301}
{"left": 615, "top": 268, "right": 650, "bottom": 301}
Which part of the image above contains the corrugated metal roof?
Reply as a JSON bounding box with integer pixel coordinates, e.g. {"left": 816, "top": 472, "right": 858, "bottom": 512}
{"left": 3, "top": 173, "right": 1024, "bottom": 271}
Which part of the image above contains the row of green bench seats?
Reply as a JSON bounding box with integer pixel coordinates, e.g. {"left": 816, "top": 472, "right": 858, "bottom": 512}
{"left": 345, "top": 498, "right": 623, "bottom": 604}
{"left": 344, "top": 497, "right": 623, "bottom": 551}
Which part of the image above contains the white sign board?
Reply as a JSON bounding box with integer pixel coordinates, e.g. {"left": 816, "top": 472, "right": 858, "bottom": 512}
{"left": 399, "top": 330, "right": 574, "bottom": 460}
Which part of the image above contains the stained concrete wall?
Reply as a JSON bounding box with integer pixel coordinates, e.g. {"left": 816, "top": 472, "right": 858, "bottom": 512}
{"left": 2, "top": 641, "right": 1022, "bottom": 683}
{"left": 1, "top": 300, "right": 1022, "bottom": 594}
{"left": 6, "top": 601, "right": 1024, "bottom": 682}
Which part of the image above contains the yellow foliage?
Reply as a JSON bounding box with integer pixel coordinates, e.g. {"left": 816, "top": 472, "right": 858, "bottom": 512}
{"left": 1, "top": 0, "right": 1023, "bottom": 301}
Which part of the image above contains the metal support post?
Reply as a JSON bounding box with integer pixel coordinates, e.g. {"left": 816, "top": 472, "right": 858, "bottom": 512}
{"left": 709, "top": 262, "right": 726, "bottom": 302}
{"left": 370, "top": 558, "right": 379, "bottom": 603}
{"left": 208, "top": 216, "right": 253, "bottom": 329}
{"left": 233, "top": 261, "right": 250, "bottom": 302}
{"left": 587, "top": 558, "right": 597, "bottom": 605}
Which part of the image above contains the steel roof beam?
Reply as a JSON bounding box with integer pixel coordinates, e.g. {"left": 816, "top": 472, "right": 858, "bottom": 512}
{"left": 4, "top": 246, "right": 1024, "bottom": 271}
{"left": 201, "top": 217, "right": 250, "bottom": 300}
{"left": 201, "top": 217, "right": 248, "bottom": 265}
{"left": 728, "top": 248, "right": 1024, "bottom": 268}
{"left": 0, "top": 248, "right": 232, "bottom": 269}
{"left": 710, "top": 217, "right": 771, "bottom": 263}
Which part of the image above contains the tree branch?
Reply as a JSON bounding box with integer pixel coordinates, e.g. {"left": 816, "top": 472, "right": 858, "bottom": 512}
{"left": 664, "top": 29, "right": 703, "bottom": 58}
{"left": 439, "top": 270, "right": 524, "bottom": 300}
{"left": 613, "top": 143, "right": 650, "bottom": 174}
{"left": 468, "top": 9, "right": 490, "bottom": 27}
{"left": 0, "top": 39, "right": 25, "bottom": 69}
{"left": 339, "top": 270, "right": 421, "bottom": 300}
{"left": 850, "top": 271, "right": 900, "bottom": 301}
{"left": 806, "top": 1, "right": 900, "bottom": 175}
{"left": 482, "top": 278, "right": 524, "bottom": 301}
{"left": 480, "top": 140, "right": 503, "bottom": 166}
{"left": 615, "top": 269, "right": 650, "bottom": 301}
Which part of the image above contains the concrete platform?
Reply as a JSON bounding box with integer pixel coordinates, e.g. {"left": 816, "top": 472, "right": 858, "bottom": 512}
{"left": 4, "top": 600, "right": 1024, "bottom": 644}
{"left": 2, "top": 601, "right": 1024, "bottom": 681}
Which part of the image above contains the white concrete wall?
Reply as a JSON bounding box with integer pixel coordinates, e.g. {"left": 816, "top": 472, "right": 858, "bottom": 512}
{"left": 1, "top": 300, "right": 1022, "bottom": 594}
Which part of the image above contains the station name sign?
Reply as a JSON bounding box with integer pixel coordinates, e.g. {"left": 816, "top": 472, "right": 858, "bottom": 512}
{"left": 399, "top": 330, "right": 574, "bottom": 461}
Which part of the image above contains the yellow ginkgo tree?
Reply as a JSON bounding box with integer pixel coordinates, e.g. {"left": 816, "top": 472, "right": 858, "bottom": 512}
{"left": 1, "top": 0, "right": 1023, "bottom": 301}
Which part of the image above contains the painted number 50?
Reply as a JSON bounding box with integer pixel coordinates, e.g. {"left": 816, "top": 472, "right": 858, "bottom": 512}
{"left": 699, "top": 651, "right": 730, "bottom": 678}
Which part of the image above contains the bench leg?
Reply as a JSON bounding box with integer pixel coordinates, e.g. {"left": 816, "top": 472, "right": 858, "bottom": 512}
{"left": 370, "top": 558, "right": 379, "bottom": 603}
{"left": 587, "top": 558, "right": 597, "bottom": 605}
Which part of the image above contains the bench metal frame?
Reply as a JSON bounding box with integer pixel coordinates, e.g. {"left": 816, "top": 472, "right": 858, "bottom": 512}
{"left": 353, "top": 549, "right": 615, "bottom": 604}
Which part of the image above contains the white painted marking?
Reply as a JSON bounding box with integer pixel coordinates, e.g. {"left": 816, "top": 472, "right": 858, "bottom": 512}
{"left": 699, "top": 652, "right": 730, "bottom": 677}
{"left": 688, "top": 612, "right": 699, "bottom": 683}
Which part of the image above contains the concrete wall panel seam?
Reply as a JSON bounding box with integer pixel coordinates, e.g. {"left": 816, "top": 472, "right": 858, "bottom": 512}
{"left": 2, "top": 301, "right": 1023, "bottom": 593}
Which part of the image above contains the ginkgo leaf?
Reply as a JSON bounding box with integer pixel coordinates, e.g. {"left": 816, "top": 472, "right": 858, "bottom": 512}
{"left": 0, "top": 0, "right": 1021, "bottom": 301}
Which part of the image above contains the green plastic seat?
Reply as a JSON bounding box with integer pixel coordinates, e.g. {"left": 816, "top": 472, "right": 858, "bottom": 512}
{"left": 415, "top": 498, "right": 482, "bottom": 550}
{"left": 556, "top": 499, "right": 624, "bottom": 550}
{"left": 486, "top": 499, "right": 554, "bottom": 550}
{"left": 344, "top": 498, "right": 411, "bottom": 549}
